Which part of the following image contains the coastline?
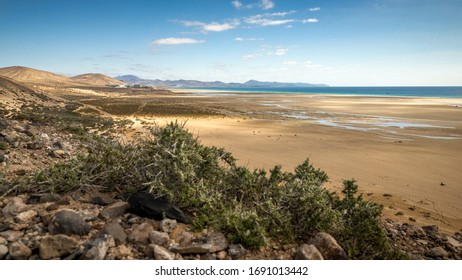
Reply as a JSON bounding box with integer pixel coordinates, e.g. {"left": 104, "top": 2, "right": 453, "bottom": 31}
{"left": 127, "top": 91, "right": 462, "bottom": 234}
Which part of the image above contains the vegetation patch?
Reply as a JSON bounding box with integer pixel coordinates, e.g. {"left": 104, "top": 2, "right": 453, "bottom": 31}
{"left": 5, "top": 121, "right": 402, "bottom": 259}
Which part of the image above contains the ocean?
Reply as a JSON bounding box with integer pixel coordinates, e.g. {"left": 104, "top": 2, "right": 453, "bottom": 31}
{"left": 188, "top": 86, "right": 462, "bottom": 98}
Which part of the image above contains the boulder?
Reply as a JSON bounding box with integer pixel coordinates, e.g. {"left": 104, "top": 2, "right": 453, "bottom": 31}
{"left": 428, "top": 246, "right": 448, "bottom": 259}
{"left": 100, "top": 201, "right": 130, "bottom": 220}
{"left": 127, "top": 192, "right": 190, "bottom": 224}
{"left": 128, "top": 223, "right": 153, "bottom": 244}
{"left": 206, "top": 231, "right": 229, "bottom": 253}
{"left": 39, "top": 234, "right": 79, "bottom": 259}
{"left": 100, "top": 221, "right": 127, "bottom": 245}
{"left": 80, "top": 235, "right": 113, "bottom": 260}
{"left": 149, "top": 230, "right": 170, "bottom": 247}
{"left": 2, "top": 197, "right": 29, "bottom": 219}
{"left": 0, "top": 244, "right": 8, "bottom": 259}
{"left": 308, "top": 232, "right": 347, "bottom": 260}
{"left": 295, "top": 244, "right": 324, "bottom": 260}
{"left": 9, "top": 241, "right": 32, "bottom": 260}
{"left": 145, "top": 244, "right": 175, "bottom": 260}
{"left": 160, "top": 219, "right": 177, "bottom": 233}
{"left": 48, "top": 209, "right": 90, "bottom": 236}
{"left": 15, "top": 210, "right": 37, "bottom": 224}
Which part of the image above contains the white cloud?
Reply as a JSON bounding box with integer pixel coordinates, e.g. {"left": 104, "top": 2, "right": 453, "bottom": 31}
{"left": 180, "top": 20, "right": 239, "bottom": 33}
{"left": 151, "top": 38, "right": 205, "bottom": 45}
{"left": 303, "top": 18, "right": 319, "bottom": 23}
{"left": 231, "top": 0, "right": 243, "bottom": 9}
{"left": 283, "top": 60, "right": 298, "bottom": 65}
{"left": 235, "top": 37, "right": 262, "bottom": 41}
{"left": 309, "top": 7, "right": 321, "bottom": 12}
{"left": 245, "top": 14, "right": 295, "bottom": 26}
{"left": 259, "top": 0, "right": 275, "bottom": 10}
{"left": 274, "top": 48, "right": 289, "bottom": 56}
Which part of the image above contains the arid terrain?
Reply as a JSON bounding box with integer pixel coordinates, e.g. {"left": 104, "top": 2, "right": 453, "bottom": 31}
{"left": 1, "top": 66, "right": 461, "bottom": 260}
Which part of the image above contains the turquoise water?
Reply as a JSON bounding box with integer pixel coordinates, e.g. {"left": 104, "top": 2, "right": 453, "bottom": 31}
{"left": 188, "top": 86, "right": 462, "bottom": 98}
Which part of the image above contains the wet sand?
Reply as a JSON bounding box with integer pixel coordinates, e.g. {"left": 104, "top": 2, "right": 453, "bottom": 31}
{"left": 130, "top": 92, "right": 462, "bottom": 233}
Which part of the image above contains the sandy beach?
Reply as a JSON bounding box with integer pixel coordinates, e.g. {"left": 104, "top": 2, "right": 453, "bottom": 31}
{"left": 126, "top": 91, "right": 462, "bottom": 234}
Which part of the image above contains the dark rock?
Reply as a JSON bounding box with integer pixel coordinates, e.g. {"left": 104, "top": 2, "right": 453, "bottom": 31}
{"left": 88, "top": 196, "right": 114, "bottom": 206}
{"left": 100, "top": 201, "right": 130, "bottom": 220}
{"left": 27, "top": 193, "right": 61, "bottom": 204}
{"left": 170, "top": 243, "right": 212, "bottom": 255}
{"left": 228, "top": 244, "right": 246, "bottom": 260}
{"left": 9, "top": 241, "right": 32, "bottom": 260}
{"left": 100, "top": 221, "right": 127, "bottom": 245}
{"left": 428, "top": 246, "right": 448, "bottom": 259}
{"left": 308, "top": 232, "right": 347, "bottom": 260}
{"left": 80, "top": 235, "right": 113, "bottom": 260}
{"left": 48, "top": 210, "right": 90, "bottom": 236}
{"left": 14, "top": 169, "right": 27, "bottom": 176}
{"left": 127, "top": 192, "right": 191, "bottom": 224}
{"left": 0, "top": 153, "right": 5, "bottom": 163}
{"left": 422, "top": 225, "right": 439, "bottom": 236}
{"left": 295, "top": 244, "right": 324, "bottom": 260}
{"left": 26, "top": 141, "right": 44, "bottom": 150}
{"left": 39, "top": 234, "right": 79, "bottom": 259}
{"left": 0, "top": 222, "right": 9, "bottom": 232}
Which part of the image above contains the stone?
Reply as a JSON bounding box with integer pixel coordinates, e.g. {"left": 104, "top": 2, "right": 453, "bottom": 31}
{"left": 206, "top": 231, "right": 229, "bottom": 253}
{"left": 127, "top": 192, "right": 191, "bottom": 224}
{"left": 403, "top": 224, "right": 426, "bottom": 238}
{"left": 15, "top": 169, "right": 27, "bottom": 176}
{"left": 0, "top": 230, "right": 24, "bottom": 242}
{"left": 80, "top": 235, "right": 113, "bottom": 260}
{"left": 79, "top": 209, "right": 100, "bottom": 222}
{"left": 295, "top": 244, "right": 324, "bottom": 260}
{"left": 228, "top": 244, "right": 246, "bottom": 260}
{"left": 308, "top": 232, "right": 347, "bottom": 260}
{"left": 0, "top": 236, "right": 7, "bottom": 245}
{"left": 0, "top": 244, "right": 8, "bottom": 259}
{"left": 109, "top": 245, "right": 132, "bottom": 260}
{"left": 149, "top": 230, "right": 170, "bottom": 247}
{"left": 48, "top": 209, "right": 90, "bottom": 236}
{"left": 145, "top": 244, "right": 175, "bottom": 260}
{"left": 217, "top": 251, "right": 228, "bottom": 260}
{"left": 100, "top": 221, "right": 127, "bottom": 245}
{"left": 160, "top": 219, "right": 177, "bottom": 233}
{"left": 428, "top": 246, "right": 448, "bottom": 259}
{"left": 170, "top": 243, "right": 213, "bottom": 255}
{"left": 39, "top": 234, "right": 79, "bottom": 259}
{"left": 15, "top": 210, "right": 37, "bottom": 224}
{"left": 2, "top": 197, "right": 29, "bottom": 219}
{"left": 9, "top": 241, "right": 32, "bottom": 260}
{"left": 26, "top": 141, "right": 44, "bottom": 150}
{"left": 422, "top": 225, "right": 439, "bottom": 236}
{"left": 128, "top": 223, "right": 154, "bottom": 244}
{"left": 446, "top": 236, "right": 462, "bottom": 248}
{"left": 177, "top": 230, "right": 194, "bottom": 247}
{"left": 100, "top": 201, "right": 130, "bottom": 220}
{"left": 27, "top": 193, "right": 61, "bottom": 204}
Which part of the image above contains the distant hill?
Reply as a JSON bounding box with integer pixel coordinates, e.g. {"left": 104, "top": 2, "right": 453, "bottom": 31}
{"left": 70, "top": 73, "right": 125, "bottom": 86}
{"left": 115, "top": 75, "right": 328, "bottom": 88}
{"left": 0, "top": 66, "right": 78, "bottom": 86}
{"left": 0, "top": 66, "right": 125, "bottom": 87}
{"left": 0, "top": 76, "right": 58, "bottom": 104}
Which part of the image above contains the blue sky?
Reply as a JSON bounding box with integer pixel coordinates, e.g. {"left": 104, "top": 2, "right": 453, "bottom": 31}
{"left": 0, "top": 0, "right": 461, "bottom": 86}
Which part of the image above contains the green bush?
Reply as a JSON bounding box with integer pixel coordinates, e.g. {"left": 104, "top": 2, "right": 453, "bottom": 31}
{"left": 9, "top": 121, "right": 401, "bottom": 258}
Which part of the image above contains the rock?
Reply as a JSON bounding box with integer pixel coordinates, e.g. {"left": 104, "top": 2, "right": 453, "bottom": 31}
{"left": 52, "top": 141, "right": 66, "bottom": 150}
{"left": 308, "top": 232, "right": 347, "bottom": 260}
{"left": 422, "top": 225, "right": 439, "bottom": 236}
{"left": 2, "top": 197, "right": 29, "bottom": 219}
{"left": 127, "top": 192, "right": 191, "bottom": 224}
{"left": 100, "top": 221, "right": 127, "bottom": 245}
{"left": 149, "top": 230, "right": 170, "bottom": 247}
{"left": 80, "top": 235, "right": 113, "bottom": 260}
{"left": 160, "top": 219, "right": 177, "bottom": 233}
{"left": 39, "top": 234, "right": 79, "bottom": 259}
{"left": 128, "top": 223, "right": 153, "bottom": 244}
{"left": 0, "top": 230, "right": 24, "bottom": 242}
{"left": 177, "top": 231, "right": 194, "bottom": 247}
{"left": 145, "top": 244, "right": 175, "bottom": 260}
{"left": 26, "top": 141, "right": 44, "bottom": 150}
{"left": 428, "top": 246, "right": 448, "bottom": 259}
{"left": 15, "top": 210, "right": 37, "bottom": 224}
{"left": 0, "top": 236, "right": 6, "bottom": 245}
{"left": 206, "top": 231, "right": 229, "bottom": 253}
{"left": 79, "top": 209, "right": 100, "bottom": 222}
{"left": 403, "top": 224, "right": 426, "bottom": 238}
{"left": 228, "top": 244, "right": 246, "bottom": 260}
{"left": 446, "top": 236, "right": 462, "bottom": 248}
{"left": 9, "top": 241, "right": 32, "bottom": 260}
{"left": 48, "top": 209, "right": 90, "bottom": 236}
{"left": 100, "top": 201, "right": 130, "bottom": 220}
{"left": 170, "top": 243, "right": 213, "bottom": 255}
{"left": 88, "top": 196, "right": 114, "bottom": 206}
{"left": 108, "top": 245, "right": 132, "bottom": 260}
{"left": 295, "top": 244, "right": 324, "bottom": 260}
{"left": 0, "top": 153, "right": 5, "bottom": 163}
{"left": 0, "top": 222, "right": 9, "bottom": 232}
{"left": 0, "top": 244, "right": 8, "bottom": 259}
{"left": 216, "top": 250, "right": 228, "bottom": 260}
{"left": 27, "top": 193, "right": 61, "bottom": 204}
{"left": 14, "top": 169, "right": 27, "bottom": 176}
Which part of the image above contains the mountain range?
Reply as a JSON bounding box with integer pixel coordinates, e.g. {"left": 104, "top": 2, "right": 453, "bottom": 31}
{"left": 115, "top": 75, "right": 328, "bottom": 88}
